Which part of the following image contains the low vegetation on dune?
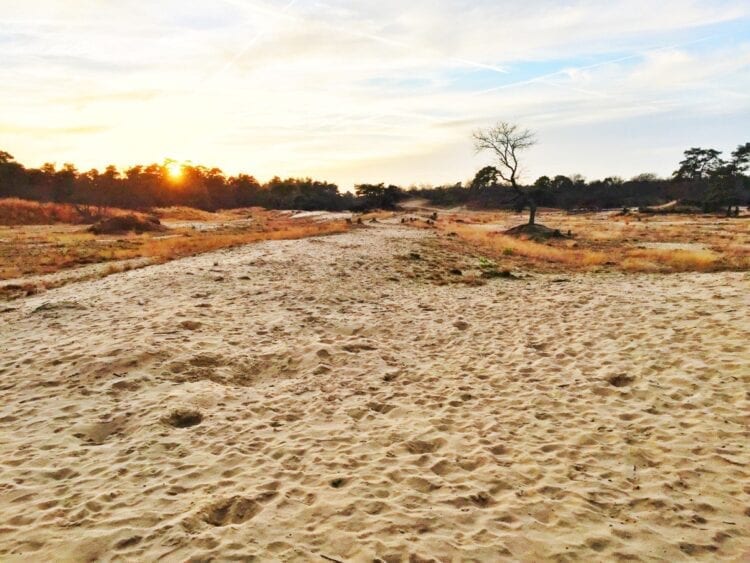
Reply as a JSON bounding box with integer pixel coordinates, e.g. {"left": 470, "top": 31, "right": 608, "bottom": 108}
{"left": 152, "top": 206, "right": 222, "bottom": 221}
{"left": 0, "top": 197, "right": 124, "bottom": 225}
{"left": 136, "top": 219, "right": 348, "bottom": 263}
{"left": 435, "top": 210, "right": 750, "bottom": 273}
{"left": 619, "top": 248, "right": 722, "bottom": 272}
{"left": 88, "top": 214, "right": 167, "bottom": 235}
{"left": 151, "top": 206, "right": 269, "bottom": 222}
{"left": 0, "top": 208, "right": 350, "bottom": 297}
{"left": 449, "top": 224, "right": 609, "bottom": 268}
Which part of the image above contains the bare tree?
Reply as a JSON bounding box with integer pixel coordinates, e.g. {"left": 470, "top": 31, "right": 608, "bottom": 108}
{"left": 473, "top": 122, "right": 535, "bottom": 187}
{"left": 473, "top": 122, "right": 539, "bottom": 224}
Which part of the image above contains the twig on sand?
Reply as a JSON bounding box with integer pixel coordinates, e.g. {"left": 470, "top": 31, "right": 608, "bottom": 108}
{"left": 321, "top": 555, "right": 343, "bottom": 563}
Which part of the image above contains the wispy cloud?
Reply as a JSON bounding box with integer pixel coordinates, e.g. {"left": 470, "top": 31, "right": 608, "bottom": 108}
{"left": 2, "top": 0, "right": 749, "bottom": 185}
{"left": 0, "top": 123, "right": 110, "bottom": 135}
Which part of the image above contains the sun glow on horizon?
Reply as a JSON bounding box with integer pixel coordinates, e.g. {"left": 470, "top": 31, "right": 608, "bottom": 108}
{"left": 166, "top": 161, "right": 184, "bottom": 181}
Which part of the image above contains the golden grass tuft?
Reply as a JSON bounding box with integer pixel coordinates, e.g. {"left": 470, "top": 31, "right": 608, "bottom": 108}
{"left": 0, "top": 198, "right": 132, "bottom": 225}
{"left": 449, "top": 224, "right": 608, "bottom": 269}
{"left": 152, "top": 206, "right": 219, "bottom": 221}
{"left": 435, "top": 210, "right": 750, "bottom": 274}
{"left": 622, "top": 248, "right": 721, "bottom": 272}
{"left": 0, "top": 198, "right": 86, "bottom": 225}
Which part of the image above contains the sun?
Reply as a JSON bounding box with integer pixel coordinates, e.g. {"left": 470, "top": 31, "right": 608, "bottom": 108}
{"left": 166, "top": 161, "right": 183, "bottom": 180}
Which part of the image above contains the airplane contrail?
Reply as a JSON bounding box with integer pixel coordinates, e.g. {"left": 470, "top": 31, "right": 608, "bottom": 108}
{"left": 218, "top": 0, "right": 508, "bottom": 74}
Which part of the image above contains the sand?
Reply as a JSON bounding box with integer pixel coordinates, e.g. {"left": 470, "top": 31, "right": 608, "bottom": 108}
{"left": 0, "top": 223, "right": 748, "bottom": 561}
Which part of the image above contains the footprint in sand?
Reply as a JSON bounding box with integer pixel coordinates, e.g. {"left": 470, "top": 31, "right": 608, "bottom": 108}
{"left": 200, "top": 496, "right": 262, "bottom": 526}
{"left": 72, "top": 416, "right": 126, "bottom": 445}
{"left": 404, "top": 438, "right": 445, "bottom": 455}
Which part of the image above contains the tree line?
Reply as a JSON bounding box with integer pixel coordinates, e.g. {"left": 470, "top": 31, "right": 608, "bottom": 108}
{"left": 0, "top": 150, "right": 408, "bottom": 212}
{"left": 1, "top": 140, "right": 748, "bottom": 215}
{"left": 465, "top": 123, "right": 749, "bottom": 224}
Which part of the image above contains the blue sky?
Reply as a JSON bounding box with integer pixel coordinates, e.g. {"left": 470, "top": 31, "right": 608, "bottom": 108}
{"left": 2, "top": 0, "right": 749, "bottom": 187}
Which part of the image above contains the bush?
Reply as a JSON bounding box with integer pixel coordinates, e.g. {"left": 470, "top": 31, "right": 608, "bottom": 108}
{"left": 89, "top": 214, "right": 166, "bottom": 234}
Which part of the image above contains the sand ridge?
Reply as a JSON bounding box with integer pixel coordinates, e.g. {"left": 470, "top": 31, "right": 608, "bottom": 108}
{"left": 0, "top": 223, "right": 748, "bottom": 561}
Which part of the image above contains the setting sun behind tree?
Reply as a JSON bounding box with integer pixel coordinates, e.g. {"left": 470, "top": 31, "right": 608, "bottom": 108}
{"left": 165, "top": 161, "right": 184, "bottom": 182}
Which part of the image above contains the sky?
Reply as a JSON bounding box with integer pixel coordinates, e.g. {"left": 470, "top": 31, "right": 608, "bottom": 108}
{"left": 2, "top": 0, "right": 750, "bottom": 189}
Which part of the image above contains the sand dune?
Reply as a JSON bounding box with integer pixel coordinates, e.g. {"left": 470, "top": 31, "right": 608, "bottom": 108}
{"left": 0, "top": 223, "right": 748, "bottom": 561}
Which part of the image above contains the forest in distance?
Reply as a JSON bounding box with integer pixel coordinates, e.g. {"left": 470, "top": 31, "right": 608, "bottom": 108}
{"left": 0, "top": 143, "right": 748, "bottom": 214}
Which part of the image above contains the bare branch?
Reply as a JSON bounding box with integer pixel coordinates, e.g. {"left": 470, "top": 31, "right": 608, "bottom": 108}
{"left": 472, "top": 121, "right": 536, "bottom": 187}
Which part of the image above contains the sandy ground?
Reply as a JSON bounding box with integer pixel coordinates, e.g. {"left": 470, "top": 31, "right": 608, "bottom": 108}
{"left": 0, "top": 223, "right": 748, "bottom": 562}
{"left": 0, "top": 257, "right": 153, "bottom": 299}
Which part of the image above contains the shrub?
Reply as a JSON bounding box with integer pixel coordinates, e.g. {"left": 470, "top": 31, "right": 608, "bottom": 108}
{"left": 89, "top": 214, "right": 167, "bottom": 235}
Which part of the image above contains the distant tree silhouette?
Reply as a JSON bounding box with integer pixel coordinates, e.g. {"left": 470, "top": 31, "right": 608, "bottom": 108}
{"left": 230, "top": 174, "right": 262, "bottom": 208}
{"left": 52, "top": 164, "right": 77, "bottom": 203}
{"left": 469, "top": 166, "right": 500, "bottom": 196}
{"left": 673, "top": 148, "right": 724, "bottom": 181}
{"left": 0, "top": 152, "right": 28, "bottom": 199}
{"left": 703, "top": 143, "right": 750, "bottom": 215}
{"left": 264, "top": 177, "right": 343, "bottom": 210}
{"left": 670, "top": 145, "right": 750, "bottom": 214}
{"left": 631, "top": 172, "right": 660, "bottom": 182}
{"left": 705, "top": 166, "right": 740, "bottom": 215}
{"left": 354, "top": 183, "right": 403, "bottom": 209}
{"left": 1, "top": 143, "right": 748, "bottom": 214}
{"left": 407, "top": 182, "right": 468, "bottom": 207}
{"left": 551, "top": 175, "right": 574, "bottom": 192}
{"left": 533, "top": 175, "right": 551, "bottom": 190}
{"left": 732, "top": 143, "right": 750, "bottom": 172}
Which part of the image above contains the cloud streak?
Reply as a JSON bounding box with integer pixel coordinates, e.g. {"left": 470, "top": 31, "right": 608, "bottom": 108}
{"left": 2, "top": 0, "right": 749, "bottom": 185}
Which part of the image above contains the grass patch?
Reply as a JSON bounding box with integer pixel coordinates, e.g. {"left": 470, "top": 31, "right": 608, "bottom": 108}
{"left": 152, "top": 206, "right": 220, "bottom": 221}
{"left": 89, "top": 214, "right": 166, "bottom": 235}
{"left": 0, "top": 198, "right": 132, "bottom": 225}
{"left": 621, "top": 248, "right": 721, "bottom": 272}
{"left": 0, "top": 209, "right": 350, "bottom": 296}
{"left": 431, "top": 210, "right": 750, "bottom": 273}
{"left": 138, "top": 221, "right": 348, "bottom": 264}
{"left": 450, "top": 224, "right": 608, "bottom": 269}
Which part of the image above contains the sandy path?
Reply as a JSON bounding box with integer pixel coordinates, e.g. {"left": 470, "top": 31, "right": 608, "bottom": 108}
{"left": 0, "top": 224, "right": 748, "bottom": 562}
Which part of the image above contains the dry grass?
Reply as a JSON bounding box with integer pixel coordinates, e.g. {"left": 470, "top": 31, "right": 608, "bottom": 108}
{"left": 435, "top": 209, "right": 750, "bottom": 273}
{"left": 137, "top": 222, "right": 348, "bottom": 264}
{"left": 0, "top": 198, "right": 136, "bottom": 225}
{"left": 152, "top": 206, "right": 224, "bottom": 221}
{"left": 0, "top": 209, "right": 350, "bottom": 296}
{"left": 620, "top": 248, "right": 721, "bottom": 272}
{"left": 449, "top": 224, "right": 608, "bottom": 268}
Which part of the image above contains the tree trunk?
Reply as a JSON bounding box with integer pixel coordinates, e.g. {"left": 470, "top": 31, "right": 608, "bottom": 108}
{"left": 528, "top": 199, "right": 537, "bottom": 225}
